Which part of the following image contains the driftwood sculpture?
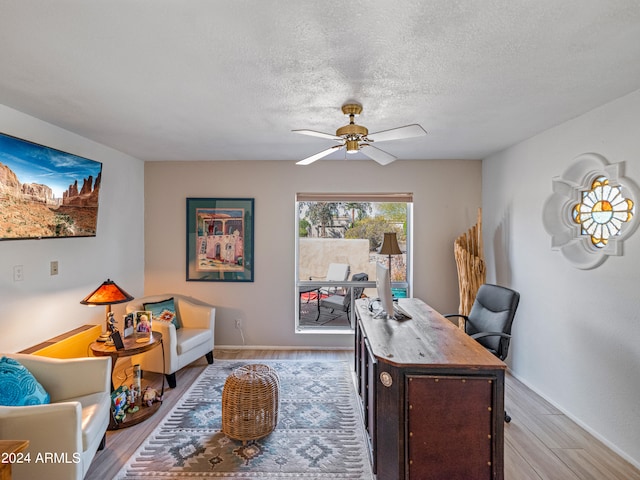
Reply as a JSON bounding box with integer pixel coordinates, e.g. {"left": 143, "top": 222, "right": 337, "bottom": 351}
{"left": 454, "top": 209, "right": 486, "bottom": 322}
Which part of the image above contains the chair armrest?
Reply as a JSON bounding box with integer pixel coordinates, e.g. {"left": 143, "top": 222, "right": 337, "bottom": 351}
{"left": 309, "top": 277, "right": 345, "bottom": 294}
{"left": 308, "top": 272, "right": 329, "bottom": 280}
{"left": 177, "top": 298, "right": 215, "bottom": 330}
{"left": 470, "top": 331, "right": 512, "bottom": 341}
{"left": 4, "top": 354, "right": 111, "bottom": 403}
{"left": 443, "top": 314, "right": 468, "bottom": 328}
{"left": 0, "top": 402, "right": 83, "bottom": 453}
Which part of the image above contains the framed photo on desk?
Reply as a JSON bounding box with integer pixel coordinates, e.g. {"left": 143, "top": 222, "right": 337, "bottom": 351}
{"left": 134, "top": 311, "right": 152, "bottom": 340}
{"left": 123, "top": 313, "right": 135, "bottom": 338}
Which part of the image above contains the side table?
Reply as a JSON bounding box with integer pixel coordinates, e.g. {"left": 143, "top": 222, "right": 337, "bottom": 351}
{"left": 90, "top": 332, "right": 165, "bottom": 430}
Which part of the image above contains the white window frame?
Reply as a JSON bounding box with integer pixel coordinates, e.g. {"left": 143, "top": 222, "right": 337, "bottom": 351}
{"left": 294, "top": 193, "right": 413, "bottom": 334}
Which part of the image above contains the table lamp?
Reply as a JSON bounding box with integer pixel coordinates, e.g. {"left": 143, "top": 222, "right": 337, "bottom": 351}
{"left": 81, "top": 279, "right": 134, "bottom": 343}
{"left": 379, "top": 232, "right": 402, "bottom": 280}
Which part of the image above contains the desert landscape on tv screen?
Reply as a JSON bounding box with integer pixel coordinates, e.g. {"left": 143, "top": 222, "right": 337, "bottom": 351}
{"left": 0, "top": 133, "right": 102, "bottom": 240}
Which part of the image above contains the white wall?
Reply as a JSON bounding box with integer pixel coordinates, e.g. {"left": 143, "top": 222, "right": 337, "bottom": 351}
{"left": 0, "top": 105, "right": 145, "bottom": 352}
{"left": 483, "top": 89, "right": 640, "bottom": 467}
{"left": 144, "top": 159, "right": 481, "bottom": 348}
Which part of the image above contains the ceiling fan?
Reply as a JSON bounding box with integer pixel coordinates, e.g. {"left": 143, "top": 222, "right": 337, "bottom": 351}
{"left": 293, "top": 103, "right": 427, "bottom": 166}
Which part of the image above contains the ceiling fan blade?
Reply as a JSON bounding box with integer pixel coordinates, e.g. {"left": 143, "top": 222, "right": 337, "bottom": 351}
{"left": 296, "top": 145, "right": 344, "bottom": 165}
{"left": 292, "top": 129, "right": 343, "bottom": 141}
{"left": 367, "top": 124, "right": 427, "bottom": 143}
{"left": 360, "top": 144, "right": 397, "bottom": 165}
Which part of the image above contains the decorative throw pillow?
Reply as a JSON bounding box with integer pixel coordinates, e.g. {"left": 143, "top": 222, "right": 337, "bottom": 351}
{"left": 0, "top": 356, "right": 50, "bottom": 406}
{"left": 143, "top": 297, "right": 181, "bottom": 330}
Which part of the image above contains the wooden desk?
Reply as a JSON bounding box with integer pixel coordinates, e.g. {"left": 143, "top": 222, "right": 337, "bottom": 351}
{"left": 90, "top": 332, "right": 164, "bottom": 429}
{"left": 0, "top": 440, "right": 29, "bottom": 480}
{"left": 355, "top": 297, "right": 506, "bottom": 480}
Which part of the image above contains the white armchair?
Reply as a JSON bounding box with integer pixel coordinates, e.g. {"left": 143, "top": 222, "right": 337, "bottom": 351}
{"left": 125, "top": 294, "right": 215, "bottom": 388}
{"left": 0, "top": 353, "right": 111, "bottom": 480}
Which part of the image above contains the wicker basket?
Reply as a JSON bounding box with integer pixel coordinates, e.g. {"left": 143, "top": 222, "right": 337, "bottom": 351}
{"left": 221, "top": 364, "right": 280, "bottom": 443}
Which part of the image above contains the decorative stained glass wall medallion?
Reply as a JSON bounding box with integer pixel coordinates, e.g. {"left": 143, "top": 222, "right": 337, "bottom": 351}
{"left": 572, "top": 176, "right": 634, "bottom": 248}
{"left": 543, "top": 153, "right": 639, "bottom": 269}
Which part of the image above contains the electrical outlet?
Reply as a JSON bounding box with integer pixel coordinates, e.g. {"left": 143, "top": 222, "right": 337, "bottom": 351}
{"left": 13, "top": 265, "right": 24, "bottom": 282}
{"left": 235, "top": 319, "right": 242, "bottom": 329}
{"left": 50, "top": 260, "right": 59, "bottom": 275}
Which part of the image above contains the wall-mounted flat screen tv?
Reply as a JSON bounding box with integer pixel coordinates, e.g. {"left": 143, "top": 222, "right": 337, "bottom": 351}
{"left": 0, "top": 132, "right": 103, "bottom": 240}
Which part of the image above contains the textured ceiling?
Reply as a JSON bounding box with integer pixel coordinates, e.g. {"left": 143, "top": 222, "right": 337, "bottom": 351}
{"left": 1, "top": 1, "right": 640, "bottom": 162}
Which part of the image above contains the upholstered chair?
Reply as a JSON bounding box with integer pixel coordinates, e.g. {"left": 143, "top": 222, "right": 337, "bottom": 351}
{"left": 125, "top": 294, "right": 216, "bottom": 388}
{"left": 0, "top": 353, "right": 111, "bottom": 480}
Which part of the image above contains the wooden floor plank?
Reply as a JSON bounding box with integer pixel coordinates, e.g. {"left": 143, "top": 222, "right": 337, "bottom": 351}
{"left": 520, "top": 413, "right": 591, "bottom": 450}
{"left": 505, "top": 420, "right": 582, "bottom": 480}
{"left": 552, "top": 448, "right": 640, "bottom": 480}
{"left": 84, "top": 349, "right": 640, "bottom": 480}
{"left": 504, "top": 439, "right": 544, "bottom": 480}
{"left": 505, "top": 375, "right": 562, "bottom": 416}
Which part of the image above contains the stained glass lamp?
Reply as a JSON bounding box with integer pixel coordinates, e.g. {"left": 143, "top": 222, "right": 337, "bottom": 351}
{"left": 81, "top": 279, "right": 134, "bottom": 342}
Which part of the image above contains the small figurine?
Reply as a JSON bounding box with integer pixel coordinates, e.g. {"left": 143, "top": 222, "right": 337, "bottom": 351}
{"left": 127, "top": 385, "right": 139, "bottom": 414}
{"left": 107, "top": 311, "right": 118, "bottom": 334}
{"left": 142, "top": 386, "right": 163, "bottom": 406}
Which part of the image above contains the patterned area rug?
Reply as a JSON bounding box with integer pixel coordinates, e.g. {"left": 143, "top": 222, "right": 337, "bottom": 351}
{"left": 116, "top": 360, "right": 373, "bottom": 479}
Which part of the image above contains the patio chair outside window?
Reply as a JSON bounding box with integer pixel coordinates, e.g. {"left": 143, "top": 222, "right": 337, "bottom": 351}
{"left": 311, "top": 263, "right": 350, "bottom": 295}
{"left": 320, "top": 272, "right": 369, "bottom": 316}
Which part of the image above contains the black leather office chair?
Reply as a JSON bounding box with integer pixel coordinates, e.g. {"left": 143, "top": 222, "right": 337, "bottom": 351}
{"left": 445, "top": 283, "right": 520, "bottom": 422}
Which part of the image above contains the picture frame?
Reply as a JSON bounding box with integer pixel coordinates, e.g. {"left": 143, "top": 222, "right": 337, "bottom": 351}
{"left": 186, "top": 197, "right": 254, "bottom": 282}
{"left": 111, "top": 331, "right": 125, "bottom": 350}
{"left": 134, "top": 311, "right": 152, "bottom": 339}
{"left": 0, "top": 131, "right": 103, "bottom": 240}
{"left": 123, "top": 313, "right": 135, "bottom": 338}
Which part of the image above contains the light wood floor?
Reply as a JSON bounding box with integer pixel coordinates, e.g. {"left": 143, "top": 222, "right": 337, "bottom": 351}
{"left": 85, "top": 349, "right": 640, "bottom": 480}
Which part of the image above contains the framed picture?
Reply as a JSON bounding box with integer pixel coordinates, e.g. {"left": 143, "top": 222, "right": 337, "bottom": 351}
{"left": 0, "top": 132, "right": 103, "bottom": 240}
{"left": 111, "top": 331, "right": 125, "bottom": 350}
{"left": 123, "top": 313, "right": 135, "bottom": 338}
{"left": 186, "top": 197, "right": 254, "bottom": 282}
{"left": 134, "top": 311, "right": 152, "bottom": 339}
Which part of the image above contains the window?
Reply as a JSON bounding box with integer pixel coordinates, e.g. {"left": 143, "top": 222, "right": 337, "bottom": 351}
{"left": 295, "top": 193, "right": 413, "bottom": 333}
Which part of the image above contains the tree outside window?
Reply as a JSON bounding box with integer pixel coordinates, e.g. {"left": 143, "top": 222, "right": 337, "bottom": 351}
{"left": 298, "top": 200, "right": 409, "bottom": 284}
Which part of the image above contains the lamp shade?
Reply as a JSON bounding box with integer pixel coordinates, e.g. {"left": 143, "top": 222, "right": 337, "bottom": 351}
{"left": 80, "top": 279, "right": 134, "bottom": 306}
{"left": 379, "top": 232, "right": 402, "bottom": 255}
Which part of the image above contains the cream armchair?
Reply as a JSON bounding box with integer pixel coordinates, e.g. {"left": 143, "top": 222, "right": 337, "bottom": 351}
{"left": 0, "top": 353, "right": 111, "bottom": 480}
{"left": 125, "top": 294, "right": 215, "bottom": 388}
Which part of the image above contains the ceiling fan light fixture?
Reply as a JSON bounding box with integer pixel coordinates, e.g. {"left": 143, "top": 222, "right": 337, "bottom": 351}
{"left": 336, "top": 123, "right": 368, "bottom": 137}
{"left": 346, "top": 140, "right": 359, "bottom": 154}
{"left": 293, "top": 102, "right": 427, "bottom": 166}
